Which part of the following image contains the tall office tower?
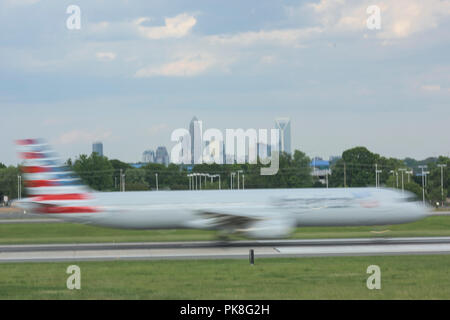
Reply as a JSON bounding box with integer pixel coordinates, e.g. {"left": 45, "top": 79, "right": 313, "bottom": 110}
{"left": 142, "top": 150, "right": 155, "bottom": 163}
{"left": 189, "top": 116, "right": 202, "bottom": 164}
{"left": 274, "top": 118, "right": 291, "bottom": 154}
{"left": 155, "top": 146, "right": 170, "bottom": 166}
{"left": 92, "top": 142, "right": 103, "bottom": 157}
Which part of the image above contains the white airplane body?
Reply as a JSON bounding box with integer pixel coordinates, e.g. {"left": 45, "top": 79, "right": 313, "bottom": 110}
{"left": 15, "top": 139, "right": 429, "bottom": 239}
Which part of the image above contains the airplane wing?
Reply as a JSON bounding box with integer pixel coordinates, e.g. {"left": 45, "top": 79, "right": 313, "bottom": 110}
{"left": 193, "top": 209, "right": 295, "bottom": 239}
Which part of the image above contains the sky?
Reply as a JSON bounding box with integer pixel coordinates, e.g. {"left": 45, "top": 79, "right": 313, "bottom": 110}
{"left": 0, "top": 0, "right": 449, "bottom": 165}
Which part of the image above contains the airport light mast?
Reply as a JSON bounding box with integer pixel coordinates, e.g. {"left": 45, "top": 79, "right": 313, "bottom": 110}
{"left": 438, "top": 164, "right": 447, "bottom": 207}
{"left": 230, "top": 172, "right": 236, "bottom": 190}
{"left": 389, "top": 170, "right": 396, "bottom": 188}
{"left": 375, "top": 164, "right": 382, "bottom": 188}
{"left": 398, "top": 168, "right": 406, "bottom": 193}
{"left": 237, "top": 170, "right": 243, "bottom": 190}
{"left": 406, "top": 170, "right": 413, "bottom": 183}
{"left": 17, "top": 175, "right": 21, "bottom": 200}
{"left": 418, "top": 165, "right": 429, "bottom": 205}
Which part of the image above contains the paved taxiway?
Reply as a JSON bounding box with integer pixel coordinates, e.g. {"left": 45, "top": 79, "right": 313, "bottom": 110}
{"left": 1, "top": 237, "right": 450, "bottom": 263}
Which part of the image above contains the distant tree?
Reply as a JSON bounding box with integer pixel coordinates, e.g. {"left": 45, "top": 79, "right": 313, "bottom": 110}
{"left": 72, "top": 153, "right": 114, "bottom": 191}
{"left": 330, "top": 147, "right": 379, "bottom": 187}
{"left": 0, "top": 163, "right": 6, "bottom": 169}
{"left": 109, "top": 159, "right": 132, "bottom": 171}
{"left": 124, "top": 169, "right": 149, "bottom": 191}
{"left": 0, "top": 166, "right": 21, "bottom": 199}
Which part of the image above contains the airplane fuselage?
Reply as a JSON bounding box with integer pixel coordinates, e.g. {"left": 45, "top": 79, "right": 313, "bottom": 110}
{"left": 22, "top": 188, "right": 428, "bottom": 235}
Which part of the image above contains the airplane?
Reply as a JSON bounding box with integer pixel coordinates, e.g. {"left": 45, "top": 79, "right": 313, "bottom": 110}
{"left": 14, "top": 139, "right": 429, "bottom": 239}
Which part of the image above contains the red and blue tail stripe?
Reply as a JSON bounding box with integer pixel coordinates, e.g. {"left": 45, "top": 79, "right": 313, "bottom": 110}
{"left": 16, "top": 139, "right": 99, "bottom": 215}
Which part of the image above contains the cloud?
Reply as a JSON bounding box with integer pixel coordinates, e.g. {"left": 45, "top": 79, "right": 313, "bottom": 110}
{"left": 135, "top": 54, "right": 216, "bottom": 77}
{"left": 207, "top": 27, "right": 322, "bottom": 47}
{"left": 55, "top": 130, "right": 112, "bottom": 145}
{"left": 135, "top": 13, "right": 196, "bottom": 39}
{"left": 421, "top": 84, "right": 441, "bottom": 92}
{"left": 96, "top": 52, "right": 116, "bottom": 61}
{"left": 4, "top": 0, "right": 40, "bottom": 7}
{"left": 300, "top": 0, "right": 450, "bottom": 40}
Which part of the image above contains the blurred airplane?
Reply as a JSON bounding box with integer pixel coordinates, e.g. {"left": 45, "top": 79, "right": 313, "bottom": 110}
{"left": 14, "top": 139, "right": 429, "bottom": 239}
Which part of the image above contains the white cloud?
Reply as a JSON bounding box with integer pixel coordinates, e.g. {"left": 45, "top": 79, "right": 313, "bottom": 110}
{"left": 55, "top": 130, "right": 112, "bottom": 145}
{"left": 135, "top": 13, "right": 196, "bottom": 39}
{"left": 4, "top": 0, "right": 40, "bottom": 7}
{"left": 301, "top": 0, "right": 450, "bottom": 40}
{"left": 96, "top": 52, "right": 116, "bottom": 61}
{"left": 135, "top": 54, "right": 216, "bottom": 77}
{"left": 421, "top": 84, "right": 441, "bottom": 92}
{"left": 207, "top": 27, "right": 322, "bottom": 47}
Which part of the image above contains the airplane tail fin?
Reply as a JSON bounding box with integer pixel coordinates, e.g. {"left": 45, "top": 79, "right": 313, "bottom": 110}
{"left": 15, "top": 139, "right": 97, "bottom": 214}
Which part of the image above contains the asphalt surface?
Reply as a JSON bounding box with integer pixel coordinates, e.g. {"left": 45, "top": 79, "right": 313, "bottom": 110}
{"left": 1, "top": 237, "right": 450, "bottom": 263}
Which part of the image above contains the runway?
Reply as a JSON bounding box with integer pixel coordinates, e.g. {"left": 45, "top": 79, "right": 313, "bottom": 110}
{"left": 1, "top": 237, "right": 450, "bottom": 263}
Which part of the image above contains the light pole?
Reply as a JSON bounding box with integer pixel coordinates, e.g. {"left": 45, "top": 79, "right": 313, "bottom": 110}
{"left": 17, "top": 175, "right": 21, "bottom": 200}
{"left": 375, "top": 164, "right": 378, "bottom": 188}
{"left": 398, "top": 168, "right": 406, "bottom": 193}
{"left": 155, "top": 173, "right": 158, "bottom": 191}
{"left": 120, "top": 169, "right": 123, "bottom": 192}
{"left": 211, "top": 174, "right": 221, "bottom": 190}
{"left": 344, "top": 162, "right": 347, "bottom": 188}
{"left": 231, "top": 172, "right": 236, "bottom": 190}
{"left": 406, "top": 170, "right": 413, "bottom": 183}
{"left": 438, "top": 164, "right": 447, "bottom": 207}
{"left": 195, "top": 173, "right": 198, "bottom": 190}
{"left": 242, "top": 174, "right": 245, "bottom": 190}
{"left": 419, "top": 165, "right": 428, "bottom": 205}
{"left": 389, "top": 170, "right": 395, "bottom": 188}
{"left": 396, "top": 171, "right": 399, "bottom": 188}
{"left": 237, "top": 170, "right": 243, "bottom": 190}
{"left": 376, "top": 170, "right": 382, "bottom": 188}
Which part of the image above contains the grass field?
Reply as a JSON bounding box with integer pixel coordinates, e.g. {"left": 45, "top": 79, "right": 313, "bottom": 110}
{"left": 0, "top": 255, "right": 449, "bottom": 299}
{"left": 0, "top": 215, "right": 449, "bottom": 244}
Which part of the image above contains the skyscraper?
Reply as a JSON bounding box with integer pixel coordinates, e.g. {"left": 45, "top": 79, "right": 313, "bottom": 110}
{"left": 189, "top": 116, "right": 202, "bottom": 164}
{"left": 142, "top": 150, "right": 155, "bottom": 163}
{"left": 155, "top": 146, "right": 170, "bottom": 166}
{"left": 92, "top": 142, "right": 103, "bottom": 157}
{"left": 274, "top": 118, "right": 291, "bottom": 154}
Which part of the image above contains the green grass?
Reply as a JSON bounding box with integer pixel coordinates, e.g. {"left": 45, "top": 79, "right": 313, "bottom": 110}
{"left": 1, "top": 255, "right": 449, "bottom": 299}
{"left": 0, "top": 216, "right": 449, "bottom": 244}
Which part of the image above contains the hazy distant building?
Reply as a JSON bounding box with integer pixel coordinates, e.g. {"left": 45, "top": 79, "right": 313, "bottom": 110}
{"left": 155, "top": 146, "right": 170, "bottom": 166}
{"left": 275, "top": 118, "right": 291, "bottom": 154}
{"left": 92, "top": 142, "right": 103, "bottom": 157}
{"left": 142, "top": 150, "right": 155, "bottom": 163}
{"left": 189, "top": 116, "right": 202, "bottom": 164}
{"left": 311, "top": 157, "right": 331, "bottom": 184}
{"left": 257, "top": 143, "right": 272, "bottom": 160}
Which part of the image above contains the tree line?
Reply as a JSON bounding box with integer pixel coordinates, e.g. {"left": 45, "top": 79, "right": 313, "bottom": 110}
{"left": 0, "top": 146, "right": 448, "bottom": 207}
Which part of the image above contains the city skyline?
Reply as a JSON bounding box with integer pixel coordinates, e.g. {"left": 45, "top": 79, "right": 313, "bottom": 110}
{"left": 0, "top": 1, "right": 449, "bottom": 165}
